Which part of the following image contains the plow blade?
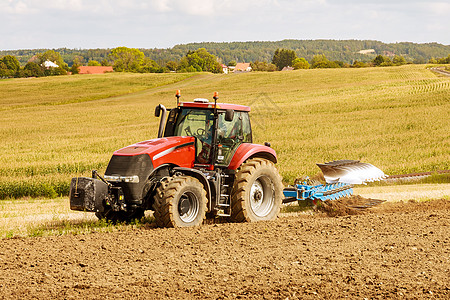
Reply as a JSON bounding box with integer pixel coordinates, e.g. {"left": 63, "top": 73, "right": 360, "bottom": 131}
{"left": 317, "top": 160, "right": 387, "bottom": 185}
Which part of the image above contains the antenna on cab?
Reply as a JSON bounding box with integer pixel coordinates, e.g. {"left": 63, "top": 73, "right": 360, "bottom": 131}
{"left": 213, "top": 91, "right": 218, "bottom": 107}
{"left": 176, "top": 90, "right": 181, "bottom": 106}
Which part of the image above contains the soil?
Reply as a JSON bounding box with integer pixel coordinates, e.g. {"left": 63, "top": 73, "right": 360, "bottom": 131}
{"left": 0, "top": 198, "right": 449, "bottom": 299}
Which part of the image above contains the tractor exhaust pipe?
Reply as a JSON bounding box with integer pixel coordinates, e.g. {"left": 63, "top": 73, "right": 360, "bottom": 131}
{"left": 155, "top": 104, "right": 167, "bottom": 138}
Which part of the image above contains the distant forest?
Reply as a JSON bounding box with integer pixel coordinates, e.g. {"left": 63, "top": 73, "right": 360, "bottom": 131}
{"left": 2, "top": 39, "right": 449, "bottom": 66}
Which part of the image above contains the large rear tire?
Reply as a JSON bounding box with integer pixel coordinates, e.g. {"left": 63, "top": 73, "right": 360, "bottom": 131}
{"left": 231, "top": 158, "right": 283, "bottom": 222}
{"left": 153, "top": 175, "right": 207, "bottom": 228}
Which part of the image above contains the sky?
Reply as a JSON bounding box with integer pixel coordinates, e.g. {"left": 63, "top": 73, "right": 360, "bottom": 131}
{"left": 1, "top": 0, "right": 449, "bottom": 50}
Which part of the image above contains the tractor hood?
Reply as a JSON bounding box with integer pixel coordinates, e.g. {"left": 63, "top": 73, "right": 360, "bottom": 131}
{"left": 113, "top": 136, "right": 196, "bottom": 169}
{"left": 104, "top": 136, "right": 196, "bottom": 202}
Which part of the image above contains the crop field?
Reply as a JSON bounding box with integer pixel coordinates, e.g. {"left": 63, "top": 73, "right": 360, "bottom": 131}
{"left": 0, "top": 65, "right": 449, "bottom": 199}
{"left": 0, "top": 66, "right": 449, "bottom": 299}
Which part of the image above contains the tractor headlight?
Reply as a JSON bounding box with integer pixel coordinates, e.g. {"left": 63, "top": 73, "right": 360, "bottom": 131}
{"left": 104, "top": 175, "right": 140, "bottom": 183}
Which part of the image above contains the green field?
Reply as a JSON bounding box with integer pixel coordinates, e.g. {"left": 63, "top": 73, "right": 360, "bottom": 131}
{"left": 0, "top": 65, "right": 449, "bottom": 199}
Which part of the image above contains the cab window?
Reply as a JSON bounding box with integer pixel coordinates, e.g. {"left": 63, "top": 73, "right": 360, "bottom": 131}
{"left": 216, "top": 111, "right": 252, "bottom": 165}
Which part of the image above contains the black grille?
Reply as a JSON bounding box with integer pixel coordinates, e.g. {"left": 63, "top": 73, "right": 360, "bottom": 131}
{"left": 105, "top": 154, "right": 153, "bottom": 202}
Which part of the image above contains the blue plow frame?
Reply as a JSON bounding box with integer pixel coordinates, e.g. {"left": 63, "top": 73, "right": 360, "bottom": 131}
{"left": 283, "top": 182, "right": 353, "bottom": 203}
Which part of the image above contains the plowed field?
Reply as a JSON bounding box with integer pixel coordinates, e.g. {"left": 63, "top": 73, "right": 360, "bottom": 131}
{"left": 0, "top": 199, "right": 449, "bottom": 299}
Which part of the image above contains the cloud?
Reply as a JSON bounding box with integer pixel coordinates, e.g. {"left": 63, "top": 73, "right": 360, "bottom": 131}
{"left": 425, "top": 1, "right": 450, "bottom": 15}
{"left": 1, "top": 0, "right": 33, "bottom": 14}
{"left": 1, "top": 0, "right": 449, "bottom": 49}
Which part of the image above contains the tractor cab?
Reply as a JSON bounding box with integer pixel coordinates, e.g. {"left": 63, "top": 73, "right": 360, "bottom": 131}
{"left": 158, "top": 96, "right": 252, "bottom": 167}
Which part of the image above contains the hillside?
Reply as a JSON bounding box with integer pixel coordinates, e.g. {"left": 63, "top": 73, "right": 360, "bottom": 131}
{"left": 0, "top": 65, "right": 448, "bottom": 199}
{"left": 2, "top": 40, "right": 449, "bottom": 66}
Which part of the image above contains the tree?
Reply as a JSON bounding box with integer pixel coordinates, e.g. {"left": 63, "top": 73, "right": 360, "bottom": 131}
{"left": 372, "top": 55, "right": 394, "bottom": 66}
{"left": 71, "top": 56, "right": 83, "bottom": 74}
{"left": 1, "top": 55, "right": 20, "bottom": 72}
{"left": 379, "top": 57, "right": 393, "bottom": 67}
{"left": 24, "top": 62, "right": 44, "bottom": 77}
{"left": 36, "top": 50, "right": 68, "bottom": 70}
{"left": 352, "top": 60, "right": 368, "bottom": 68}
{"left": 165, "top": 61, "right": 178, "bottom": 71}
{"left": 311, "top": 54, "right": 327, "bottom": 68}
{"left": 72, "top": 55, "right": 84, "bottom": 67}
{"left": 250, "top": 61, "right": 277, "bottom": 72}
{"left": 109, "top": 47, "right": 145, "bottom": 72}
{"left": 437, "top": 54, "right": 450, "bottom": 64}
{"left": 178, "top": 48, "right": 222, "bottom": 73}
{"left": 0, "top": 61, "right": 10, "bottom": 77}
{"left": 141, "top": 57, "right": 163, "bottom": 73}
{"left": 227, "top": 60, "right": 237, "bottom": 66}
{"left": 87, "top": 60, "right": 101, "bottom": 66}
{"left": 392, "top": 55, "right": 406, "bottom": 66}
{"left": 292, "top": 57, "right": 309, "bottom": 69}
{"left": 44, "top": 66, "right": 67, "bottom": 76}
{"left": 310, "top": 54, "right": 341, "bottom": 68}
{"left": 70, "top": 64, "right": 80, "bottom": 74}
{"left": 272, "top": 49, "right": 297, "bottom": 70}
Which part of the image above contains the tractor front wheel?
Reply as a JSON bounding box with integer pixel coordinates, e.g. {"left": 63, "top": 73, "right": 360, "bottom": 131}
{"left": 231, "top": 158, "right": 283, "bottom": 222}
{"left": 153, "top": 175, "right": 207, "bottom": 228}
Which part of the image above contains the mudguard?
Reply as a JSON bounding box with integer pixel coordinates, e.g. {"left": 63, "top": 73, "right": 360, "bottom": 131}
{"left": 227, "top": 143, "right": 277, "bottom": 170}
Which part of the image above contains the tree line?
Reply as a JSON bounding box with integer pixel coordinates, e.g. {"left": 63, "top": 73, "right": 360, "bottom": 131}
{"left": 1, "top": 45, "right": 449, "bottom": 78}
{"left": 0, "top": 47, "right": 224, "bottom": 78}
{"left": 2, "top": 39, "right": 449, "bottom": 67}
{"left": 0, "top": 50, "right": 68, "bottom": 78}
{"left": 252, "top": 49, "right": 427, "bottom": 72}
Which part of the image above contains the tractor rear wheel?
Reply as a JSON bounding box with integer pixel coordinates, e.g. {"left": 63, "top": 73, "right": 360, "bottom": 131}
{"left": 231, "top": 158, "right": 283, "bottom": 222}
{"left": 153, "top": 175, "right": 207, "bottom": 228}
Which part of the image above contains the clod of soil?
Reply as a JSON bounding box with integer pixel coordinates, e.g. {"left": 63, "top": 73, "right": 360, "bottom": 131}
{"left": 316, "top": 195, "right": 382, "bottom": 217}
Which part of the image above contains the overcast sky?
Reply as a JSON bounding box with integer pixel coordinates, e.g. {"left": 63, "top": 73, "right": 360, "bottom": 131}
{"left": 1, "top": 0, "right": 449, "bottom": 50}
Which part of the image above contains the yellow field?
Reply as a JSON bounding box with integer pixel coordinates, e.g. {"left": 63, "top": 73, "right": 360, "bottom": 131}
{"left": 0, "top": 65, "right": 449, "bottom": 198}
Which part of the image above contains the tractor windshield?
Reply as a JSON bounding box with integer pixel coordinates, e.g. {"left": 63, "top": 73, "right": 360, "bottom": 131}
{"left": 172, "top": 108, "right": 215, "bottom": 163}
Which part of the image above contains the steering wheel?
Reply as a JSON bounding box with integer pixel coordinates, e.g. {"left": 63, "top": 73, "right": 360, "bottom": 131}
{"left": 196, "top": 128, "right": 205, "bottom": 136}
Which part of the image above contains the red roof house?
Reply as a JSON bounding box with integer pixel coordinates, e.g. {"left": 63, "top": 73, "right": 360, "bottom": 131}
{"left": 78, "top": 66, "right": 114, "bottom": 74}
{"left": 234, "top": 63, "right": 252, "bottom": 72}
{"left": 221, "top": 64, "right": 229, "bottom": 74}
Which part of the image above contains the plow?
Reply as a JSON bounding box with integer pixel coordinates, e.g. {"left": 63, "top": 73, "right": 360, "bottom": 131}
{"left": 70, "top": 91, "right": 388, "bottom": 227}
{"left": 283, "top": 160, "right": 387, "bottom": 205}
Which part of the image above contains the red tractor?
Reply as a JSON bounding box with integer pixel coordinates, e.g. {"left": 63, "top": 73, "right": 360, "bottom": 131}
{"left": 70, "top": 91, "right": 284, "bottom": 227}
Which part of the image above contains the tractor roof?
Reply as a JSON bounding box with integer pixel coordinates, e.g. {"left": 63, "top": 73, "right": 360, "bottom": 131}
{"left": 179, "top": 101, "right": 251, "bottom": 112}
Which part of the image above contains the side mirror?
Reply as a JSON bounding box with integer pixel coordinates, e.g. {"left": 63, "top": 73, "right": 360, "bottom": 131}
{"left": 155, "top": 105, "right": 161, "bottom": 117}
{"left": 225, "top": 109, "right": 234, "bottom": 122}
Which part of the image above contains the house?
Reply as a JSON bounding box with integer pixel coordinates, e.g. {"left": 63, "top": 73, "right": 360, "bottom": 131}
{"left": 78, "top": 66, "right": 114, "bottom": 74}
{"left": 281, "top": 66, "right": 294, "bottom": 71}
{"left": 234, "top": 63, "right": 252, "bottom": 72}
{"left": 357, "top": 49, "right": 375, "bottom": 55}
{"left": 42, "top": 60, "right": 59, "bottom": 68}
{"left": 221, "top": 64, "right": 229, "bottom": 74}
